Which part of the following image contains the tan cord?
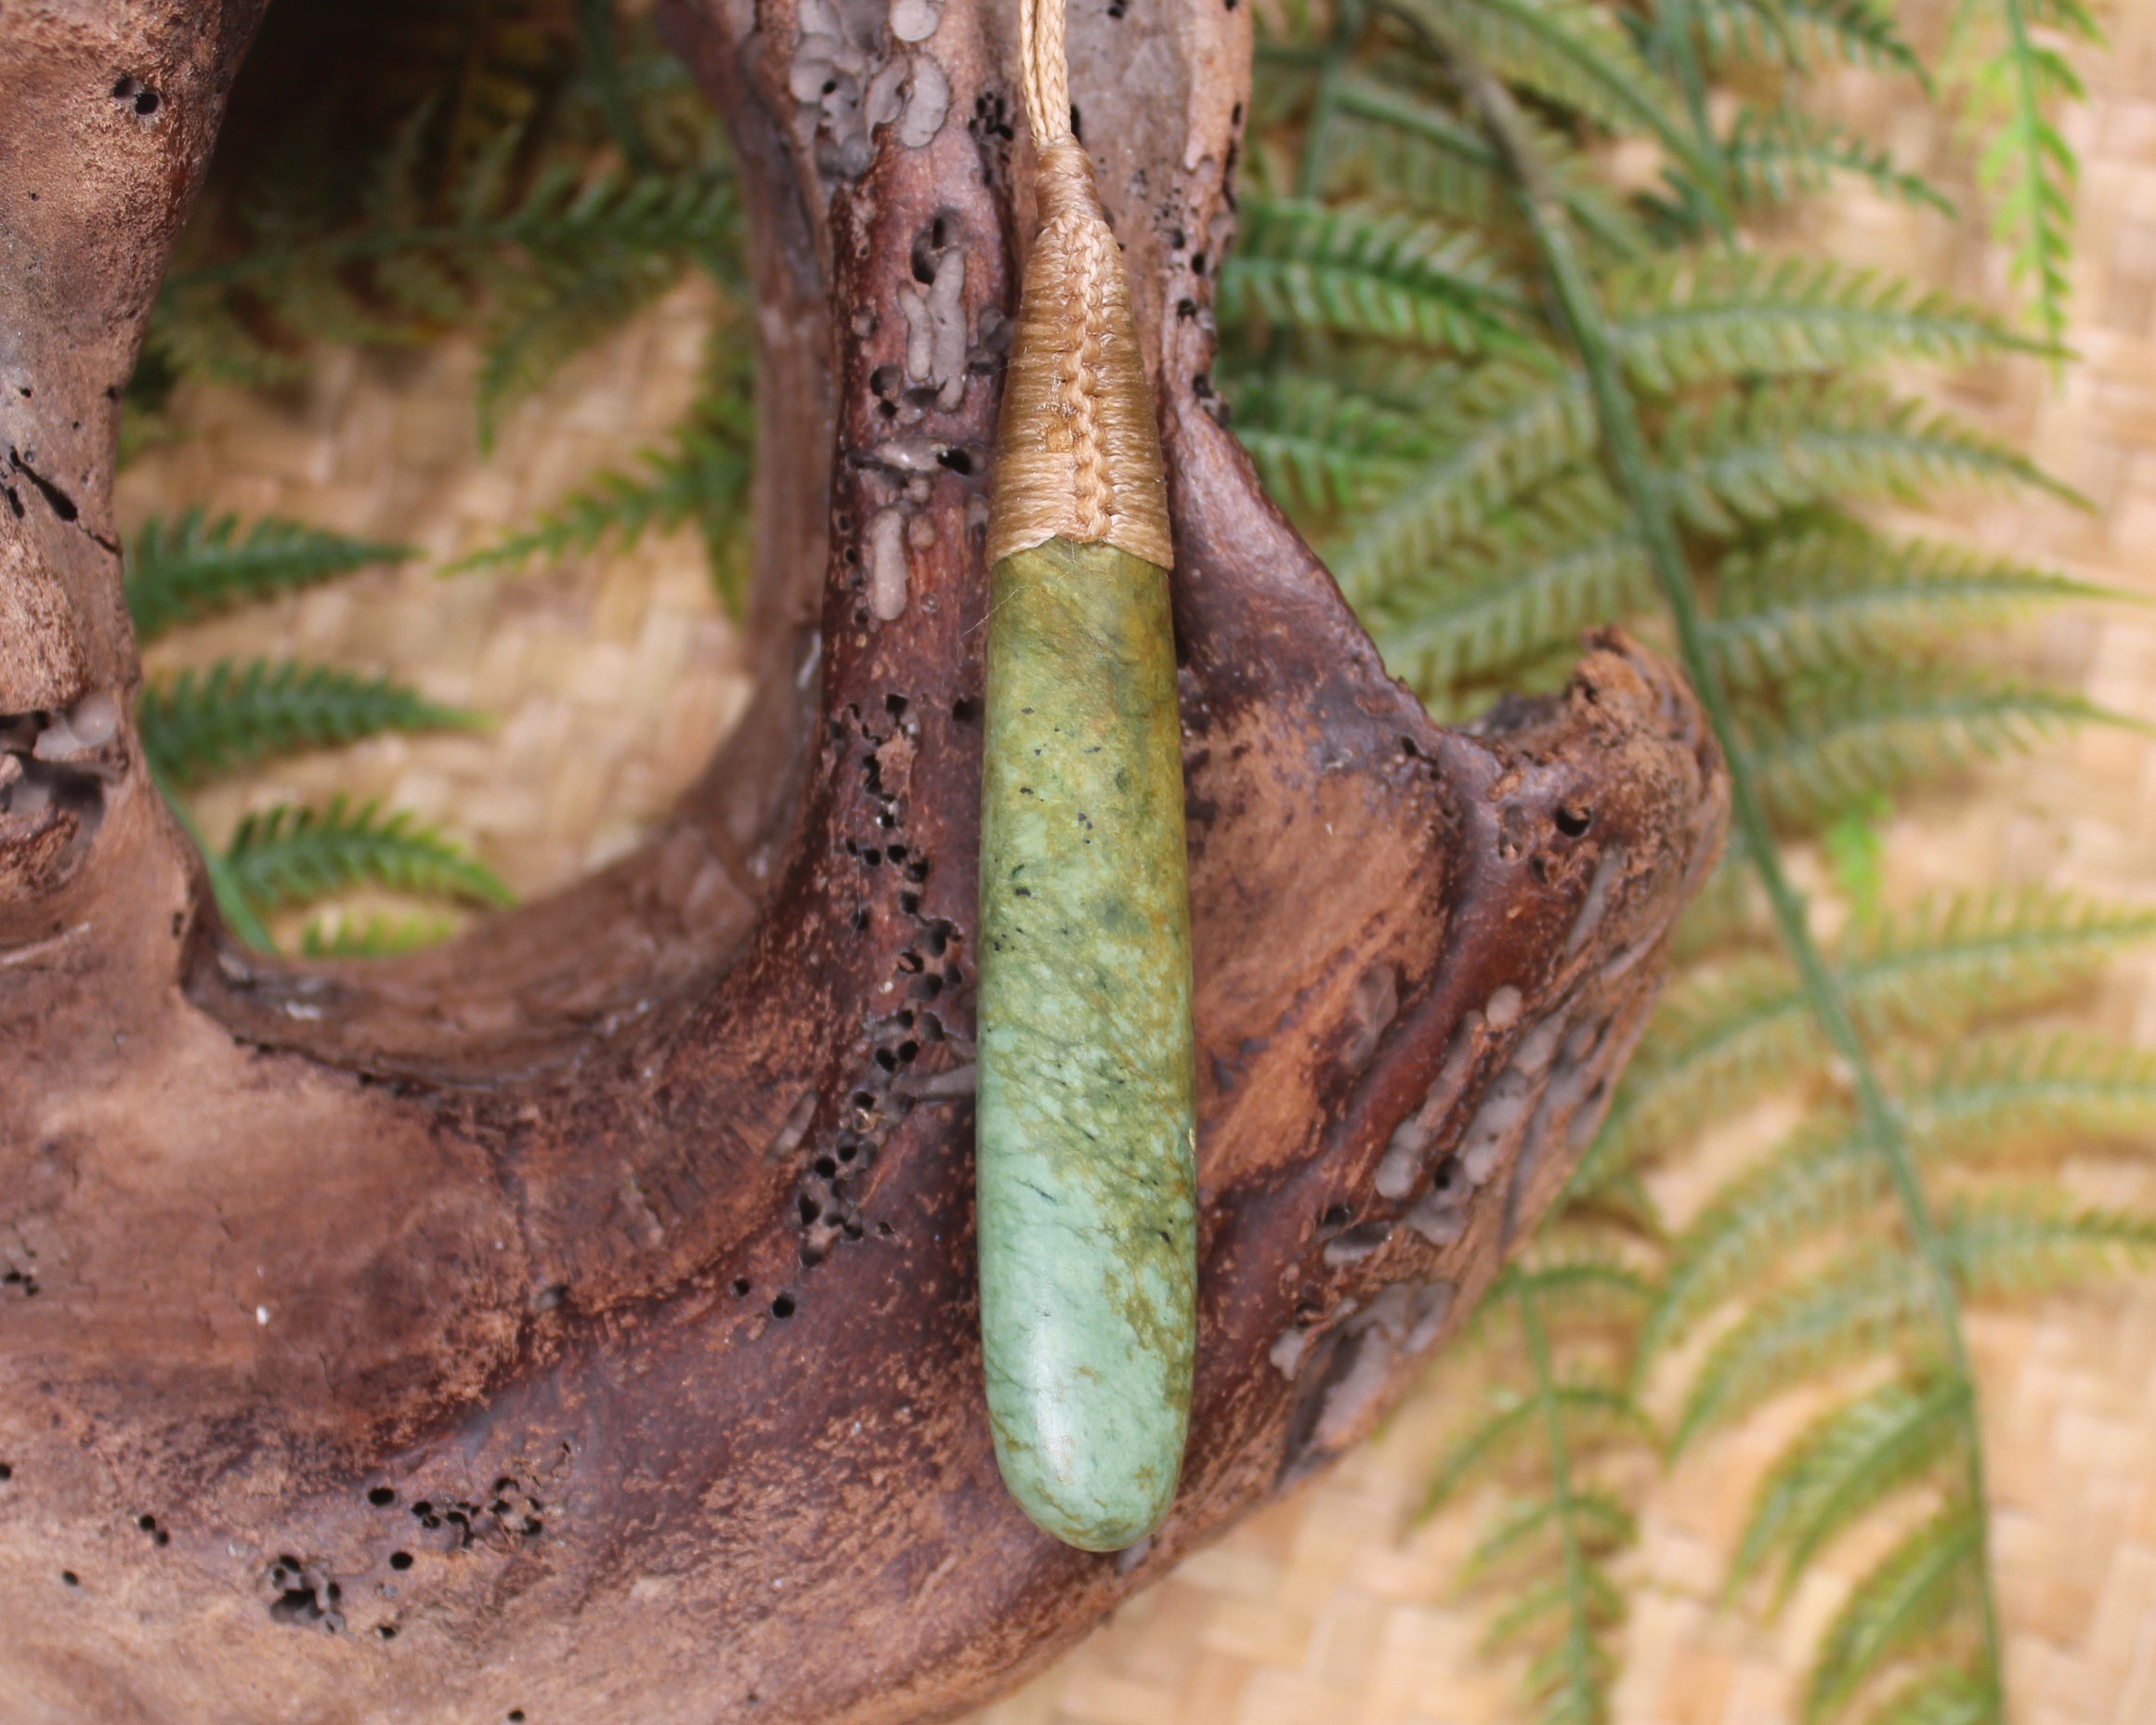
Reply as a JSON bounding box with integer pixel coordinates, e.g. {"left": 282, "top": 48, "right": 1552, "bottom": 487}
{"left": 986, "top": 0, "right": 1173, "bottom": 568}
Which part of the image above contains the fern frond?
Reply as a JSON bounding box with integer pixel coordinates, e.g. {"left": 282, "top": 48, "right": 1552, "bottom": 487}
{"left": 1588, "top": 894, "right": 2156, "bottom": 1185}
{"left": 1708, "top": 524, "right": 2118, "bottom": 686}
{"left": 1326, "top": 366, "right": 1594, "bottom": 600}
{"left": 1326, "top": 68, "right": 1651, "bottom": 255}
{"left": 1677, "top": 1196, "right": 2156, "bottom": 1445}
{"left": 125, "top": 511, "right": 412, "bottom": 642}
{"left": 138, "top": 660, "right": 481, "bottom": 787}
{"left": 1662, "top": 380, "right": 2080, "bottom": 532}
{"left": 1606, "top": 258, "right": 2027, "bottom": 391}
{"left": 1966, "top": 0, "right": 2098, "bottom": 348}
{"left": 224, "top": 799, "right": 513, "bottom": 915}
{"left": 1464, "top": 1489, "right": 1638, "bottom": 1585}
{"left": 1367, "top": 494, "right": 1654, "bottom": 684}
{"left": 1694, "top": 0, "right": 1925, "bottom": 77}
{"left": 299, "top": 911, "right": 462, "bottom": 958}
{"left": 1423, "top": 1384, "right": 1653, "bottom": 1512}
{"left": 1219, "top": 197, "right": 1535, "bottom": 352}
{"left": 1862, "top": 1666, "right": 1999, "bottom": 1725}
{"left": 477, "top": 247, "right": 685, "bottom": 445}
{"left": 1228, "top": 372, "right": 1433, "bottom": 515}
{"left": 1730, "top": 1377, "right": 1969, "bottom": 1606}
{"left": 1807, "top": 1503, "right": 1983, "bottom": 1723}
{"left": 1647, "top": 1036, "right": 2156, "bottom": 1357}
{"left": 1387, "top": 0, "right": 1725, "bottom": 199}
{"left": 1483, "top": 1567, "right": 1626, "bottom": 1652}
{"left": 1673, "top": 1245, "right": 1936, "bottom": 1448}
{"left": 1716, "top": 111, "right": 1953, "bottom": 216}
{"left": 1742, "top": 667, "right": 2127, "bottom": 828}
{"left": 446, "top": 390, "right": 754, "bottom": 584}
{"left": 1943, "top": 1190, "right": 2156, "bottom": 1296}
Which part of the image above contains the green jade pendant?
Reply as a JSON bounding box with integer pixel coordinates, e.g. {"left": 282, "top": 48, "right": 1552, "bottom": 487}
{"left": 975, "top": 535, "right": 1199, "bottom": 1552}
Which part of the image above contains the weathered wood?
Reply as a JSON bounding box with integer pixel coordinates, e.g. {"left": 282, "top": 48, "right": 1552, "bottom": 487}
{"left": 0, "top": 2, "right": 1729, "bottom": 1721}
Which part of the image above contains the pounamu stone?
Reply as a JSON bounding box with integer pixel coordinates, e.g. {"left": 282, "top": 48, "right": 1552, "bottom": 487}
{"left": 975, "top": 536, "right": 1199, "bottom": 1552}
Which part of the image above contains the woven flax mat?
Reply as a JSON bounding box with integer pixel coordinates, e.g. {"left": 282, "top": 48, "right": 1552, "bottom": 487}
{"left": 114, "top": 29, "right": 2156, "bottom": 1723}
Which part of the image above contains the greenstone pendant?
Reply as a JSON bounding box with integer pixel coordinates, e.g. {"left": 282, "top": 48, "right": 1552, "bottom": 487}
{"left": 974, "top": 536, "right": 1198, "bottom": 1552}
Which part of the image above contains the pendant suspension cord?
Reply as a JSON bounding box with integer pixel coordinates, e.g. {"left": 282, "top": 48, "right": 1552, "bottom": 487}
{"left": 987, "top": 0, "right": 1174, "bottom": 570}
{"left": 1018, "top": 0, "right": 1072, "bottom": 148}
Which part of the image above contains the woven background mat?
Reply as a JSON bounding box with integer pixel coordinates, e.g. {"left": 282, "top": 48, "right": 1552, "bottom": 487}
{"left": 112, "top": 26, "right": 2156, "bottom": 1721}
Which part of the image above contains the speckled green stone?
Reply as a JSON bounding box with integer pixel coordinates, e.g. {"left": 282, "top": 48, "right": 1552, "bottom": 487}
{"left": 975, "top": 537, "right": 1198, "bottom": 1553}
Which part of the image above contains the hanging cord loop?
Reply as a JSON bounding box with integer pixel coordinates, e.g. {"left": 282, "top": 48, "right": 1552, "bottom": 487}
{"left": 985, "top": 0, "right": 1174, "bottom": 568}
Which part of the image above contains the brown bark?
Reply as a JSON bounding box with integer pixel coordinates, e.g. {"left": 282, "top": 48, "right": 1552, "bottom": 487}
{"left": 0, "top": 2, "right": 1727, "bottom": 1721}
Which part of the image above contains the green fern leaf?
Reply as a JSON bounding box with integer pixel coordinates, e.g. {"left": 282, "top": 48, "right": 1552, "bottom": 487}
{"left": 1729, "top": 1377, "right": 1969, "bottom": 1605}
{"left": 1966, "top": 0, "right": 2098, "bottom": 347}
{"left": 1366, "top": 490, "right": 1654, "bottom": 684}
{"left": 1483, "top": 1566, "right": 1626, "bottom": 1653}
{"left": 1326, "top": 274, "right": 2030, "bottom": 603}
{"left": 1694, "top": 0, "right": 1925, "bottom": 77}
{"left": 1606, "top": 258, "right": 2028, "bottom": 391}
{"left": 1708, "top": 524, "right": 2118, "bottom": 686}
{"left": 1387, "top": 0, "right": 1726, "bottom": 201}
{"left": 1423, "top": 1384, "right": 1653, "bottom": 1513}
{"left": 1742, "top": 667, "right": 2129, "bottom": 828}
{"left": 477, "top": 247, "right": 685, "bottom": 446}
{"left": 1218, "top": 197, "right": 1535, "bottom": 352}
{"left": 447, "top": 391, "right": 754, "bottom": 585}
{"left": 1228, "top": 372, "right": 1435, "bottom": 515}
{"left": 299, "top": 911, "right": 462, "bottom": 958}
{"left": 125, "top": 511, "right": 412, "bottom": 643}
{"left": 1586, "top": 894, "right": 2156, "bottom": 1186}
{"left": 1324, "top": 68, "right": 1651, "bottom": 255}
{"left": 1465, "top": 1489, "right": 1639, "bottom": 1585}
{"left": 1673, "top": 1244, "right": 1936, "bottom": 1448}
{"left": 1647, "top": 1036, "right": 2156, "bottom": 1357}
{"left": 138, "top": 660, "right": 481, "bottom": 787}
{"left": 224, "top": 798, "right": 513, "bottom": 915}
{"left": 1676, "top": 1196, "right": 2156, "bottom": 1446}
{"left": 1807, "top": 1504, "right": 1983, "bottom": 1723}
{"left": 1861, "top": 1666, "right": 1999, "bottom": 1725}
{"left": 1718, "top": 111, "right": 1953, "bottom": 216}
{"left": 1943, "top": 1191, "right": 2156, "bottom": 1296}
{"left": 1662, "top": 381, "right": 2081, "bottom": 532}
{"left": 1326, "top": 367, "right": 1596, "bottom": 602}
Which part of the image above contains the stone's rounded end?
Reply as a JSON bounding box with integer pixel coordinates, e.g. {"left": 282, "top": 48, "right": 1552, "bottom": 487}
{"left": 988, "top": 1409, "right": 1185, "bottom": 1553}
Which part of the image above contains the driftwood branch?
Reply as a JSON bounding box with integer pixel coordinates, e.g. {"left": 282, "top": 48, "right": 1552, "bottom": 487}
{"left": 0, "top": 1, "right": 1726, "bottom": 1719}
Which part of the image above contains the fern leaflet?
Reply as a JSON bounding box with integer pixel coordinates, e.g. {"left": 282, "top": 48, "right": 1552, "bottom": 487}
{"left": 139, "top": 660, "right": 481, "bottom": 787}
{"left": 126, "top": 511, "right": 412, "bottom": 643}
{"left": 224, "top": 798, "right": 513, "bottom": 915}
